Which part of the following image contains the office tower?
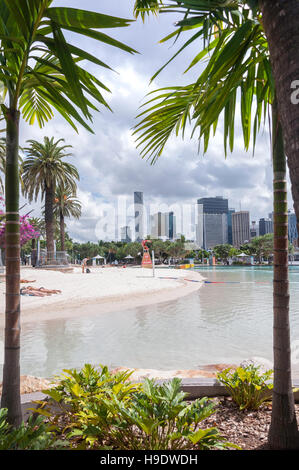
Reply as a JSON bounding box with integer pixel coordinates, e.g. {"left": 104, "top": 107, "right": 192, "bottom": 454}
{"left": 227, "top": 208, "right": 235, "bottom": 245}
{"left": 196, "top": 203, "right": 204, "bottom": 248}
{"left": 250, "top": 220, "right": 258, "bottom": 239}
{"left": 150, "top": 212, "right": 176, "bottom": 240}
{"left": 197, "top": 196, "right": 228, "bottom": 215}
{"left": 134, "top": 191, "right": 144, "bottom": 241}
{"left": 197, "top": 197, "right": 228, "bottom": 249}
{"left": 259, "top": 217, "right": 273, "bottom": 236}
{"left": 168, "top": 212, "right": 176, "bottom": 240}
{"left": 120, "top": 226, "right": 132, "bottom": 243}
{"left": 288, "top": 211, "right": 298, "bottom": 245}
{"left": 232, "top": 211, "right": 250, "bottom": 247}
{"left": 203, "top": 213, "right": 228, "bottom": 249}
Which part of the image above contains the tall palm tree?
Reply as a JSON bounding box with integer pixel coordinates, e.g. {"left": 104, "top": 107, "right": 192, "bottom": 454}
{"left": 54, "top": 186, "right": 81, "bottom": 252}
{"left": 0, "top": 1, "right": 136, "bottom": 426}
{"left": 134, "top": 0, "right": 299, "bottom": 449}
{"left": 22, "top": 137, "right": 79, "bottom": 262}
{"left": 0, "top": 137, "right": 23, "bottom": 194}
{"left": 0, "top": 138, "right": 5, "bottom": 194}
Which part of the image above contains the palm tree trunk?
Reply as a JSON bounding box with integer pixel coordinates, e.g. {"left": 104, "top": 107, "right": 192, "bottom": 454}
{"left": 260, "top": 0, "right": 299, "bottom": 241}
{"left": 45, "top": 183, "right": 55, "bottom": 264}
{"left": 60, "top": 211, "right": 65, "bottom": 252}
{"left": 267, "top": 99, "right": 299, "bottom": 449}
{"left": 1, "top": 106, "right": 22, "bottom": 426}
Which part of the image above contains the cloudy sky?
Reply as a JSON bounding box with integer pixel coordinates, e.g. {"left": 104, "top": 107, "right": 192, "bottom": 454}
{"left": 19, "top": 0, "right": 294, "bottom": 242}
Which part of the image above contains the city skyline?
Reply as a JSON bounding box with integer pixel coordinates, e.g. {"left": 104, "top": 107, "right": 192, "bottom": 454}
{"left": 87, "top": 191, "right": 298, "bottom": 247}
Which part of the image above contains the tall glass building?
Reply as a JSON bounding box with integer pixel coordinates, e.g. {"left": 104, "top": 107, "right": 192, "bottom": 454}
{"left": 288, "top": 212, "right": 298, "bottom": 245}
{"left": 134, "top": 191, "right": 144, "bottom": 242}
{"left": 197, "top": 196, "right": 229, "bottom": 214}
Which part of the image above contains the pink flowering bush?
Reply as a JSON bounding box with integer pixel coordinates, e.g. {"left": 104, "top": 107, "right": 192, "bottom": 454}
{"left": 0, "top": 197, "right": 40, "bottom": 247}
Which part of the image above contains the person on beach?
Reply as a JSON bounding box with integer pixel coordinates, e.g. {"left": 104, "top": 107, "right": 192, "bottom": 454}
{"left": 82, "top": 257, "right": 89, "bottom": 273}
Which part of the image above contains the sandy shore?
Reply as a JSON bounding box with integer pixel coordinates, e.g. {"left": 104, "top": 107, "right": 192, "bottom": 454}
{"left": 0, "top": 266, "right": 204, "bottom": 324}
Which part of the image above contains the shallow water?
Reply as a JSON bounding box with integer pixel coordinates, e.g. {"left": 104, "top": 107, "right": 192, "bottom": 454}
{"left": 1, "top": 266, "right": 299, "bottom": 378}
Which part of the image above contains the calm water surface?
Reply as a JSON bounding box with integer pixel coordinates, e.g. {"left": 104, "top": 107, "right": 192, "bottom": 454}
{"left": 1, "top": 266, "right": 299, "bottom": 378}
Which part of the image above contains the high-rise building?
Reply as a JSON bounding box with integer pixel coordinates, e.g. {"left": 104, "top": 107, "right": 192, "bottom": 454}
{"left": 232, "top": 211, "right": 250, "bottom": 247}
{"left": 203, "top": 213, "right": 228, "bottom": 249}
{"left": 288, "top": 211, "right": 298, "bottom": 245}
{"left": 250, "top": 220, "right": 259, "bottom": 239}
{"left": 120, "top": 226, "right": 132, "bottom": 243}
{"left": 227, "top": 208, "right": 235, "bottom": 245}
{"left": 196, "top": 197, "right": 228, "bottom": 249}
{"left": 259, "top": 218, "right": 273, "bottom": 236}
{"left": 197, "top": 196, "right": 228, "bottom": 215}
{"left": 134, "top": 191, "right": 144, "bottom": 241}
{"left": 150, "top": 212, "right": 176, "bottom": 240}
{"left": 196, "top": 203, "right": 204, "bottom": 248}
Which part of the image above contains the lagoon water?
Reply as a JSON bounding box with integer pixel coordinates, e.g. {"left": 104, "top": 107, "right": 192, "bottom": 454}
{"left": 1, "top": 266, "right": 299, "bottom": 379}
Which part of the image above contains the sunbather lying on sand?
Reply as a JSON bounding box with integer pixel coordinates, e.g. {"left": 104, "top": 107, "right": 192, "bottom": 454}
{"left": 20, "top": 286, "right": 62, "bottom": 297}
{"left": 21, "top": 279, "right": 36, "bottom": 283}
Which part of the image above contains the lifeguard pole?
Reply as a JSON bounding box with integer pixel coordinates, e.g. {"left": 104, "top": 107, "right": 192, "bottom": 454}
{"left": 141, "top": 240, "right": 152, "bottom": 268}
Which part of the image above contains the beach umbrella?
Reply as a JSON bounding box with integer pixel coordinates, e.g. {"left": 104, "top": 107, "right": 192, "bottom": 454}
{"left": 124, "top": 255, "right": 134, "bottom": 259}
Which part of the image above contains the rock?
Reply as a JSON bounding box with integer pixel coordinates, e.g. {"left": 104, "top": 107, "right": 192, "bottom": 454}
{"left": 0, "top": 376, "right": 55, "bottom": 395}
{"left": 111, "top": 364, "right": 237, "bottom": 381}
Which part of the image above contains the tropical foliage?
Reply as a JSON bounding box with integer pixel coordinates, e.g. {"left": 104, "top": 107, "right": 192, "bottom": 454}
{"left": 54, "top": 185, "right": 81, "bottom": 252}
{"left": 133, "top": 0, "right": 271, "bottom": 163}
{"left": 217, "top": 364, "right": 273, "bottom": 411}
{"left": 0, "top": 197, "right": 40, "bottom": 247}
{"left": 34, "top": 363, "right": 236, "bottom": 450}
{"left": 0, "top": 408, "right": 65, "bottom": 450}
{"left": 22, "top": 137, "right": 79, "bottom": 259}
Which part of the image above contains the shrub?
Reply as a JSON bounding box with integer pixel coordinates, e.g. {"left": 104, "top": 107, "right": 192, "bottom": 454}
{"left": 217, "top": 364, "right": 273, "bottom": 410}
{"left": 37, "top": 364, "right": 142, "bottom": 449}
{"left": 102, "top": 377, "right": 236, "bottom": 450}
{"left": 0, "top": 408, "right": 65, "bottom": 450}
{"left": 35, "top": 364, "right": 237, "bottom": 450}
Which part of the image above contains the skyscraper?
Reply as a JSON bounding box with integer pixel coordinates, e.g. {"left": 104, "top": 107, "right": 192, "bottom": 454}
{"left": 196, "top": 203, "right": 204, "bottom": 248}
{"left": 203, "top": 213, "right": 228, "bottom": 249}
{"left": 197, "top": 196, "right": 228, "bottom": 214}
{"left": 150, "top": 212, "right": 176, "bottom": 240}
{"left": 120, "top": 226, "right": 132, "bottom": 243}
{"left": 250, "top": 220, "right": 259, "bottom": 239}
{"left": 197, "top": 197, "right": 228, "bottom": 249}
{"left": 288, "top": 211, "right": 298, "bottom": 245}
{"left": 227, "top": 208, "right": 235, "bottom": 245}
{"left": 134, "top": 191, "right": 144, "bottom": 241}
{"left": 232, "top": 211, "right": 250, "bottom": 247}
{"left": 259, "top": 218, "right": 273, "bottom": 236}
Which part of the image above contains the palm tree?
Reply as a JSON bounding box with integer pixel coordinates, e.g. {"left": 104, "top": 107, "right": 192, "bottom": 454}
{"left": 0, "top": 138, "right": 5, "bottom": 194}
{"left": 0, "top": 0, "right": 137, "bottom": 426}
{"left": 54, "top": 186, "right": 82, "bottom": 252}
{"left": 133, "top": 0, "right": 299, "bottom": 449}
{"left": 22, "top": 137, "right": 79, "bottom": 263}
{"left": 27, "top": 217, "right": 44, "bottom": 250}
{"left": 0, "top": 137, "right": 23, "bottom": 194}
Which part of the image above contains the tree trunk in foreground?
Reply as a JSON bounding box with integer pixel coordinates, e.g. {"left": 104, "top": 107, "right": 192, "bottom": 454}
{"left": 260, "top": 0, "right": 299, "bottom": 242}
{"left": 1, "top": 107, "right": 22, "bottom": 426}
{"left": 267, "top": 99, "right": 299, "bottom": 449}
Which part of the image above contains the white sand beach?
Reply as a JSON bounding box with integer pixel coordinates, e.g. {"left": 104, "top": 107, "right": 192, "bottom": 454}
{"left": 0, "top": 266, "right": 204, "bottom": 324}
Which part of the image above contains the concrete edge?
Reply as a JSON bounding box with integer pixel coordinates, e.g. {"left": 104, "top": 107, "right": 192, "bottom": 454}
{"left": 16, "top": 378, "right": 299, "bottom": 422}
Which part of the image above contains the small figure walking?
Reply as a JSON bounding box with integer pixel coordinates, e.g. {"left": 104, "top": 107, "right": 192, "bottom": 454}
{"left": 82, "top": 257, "right": 89, "bottom": 273}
